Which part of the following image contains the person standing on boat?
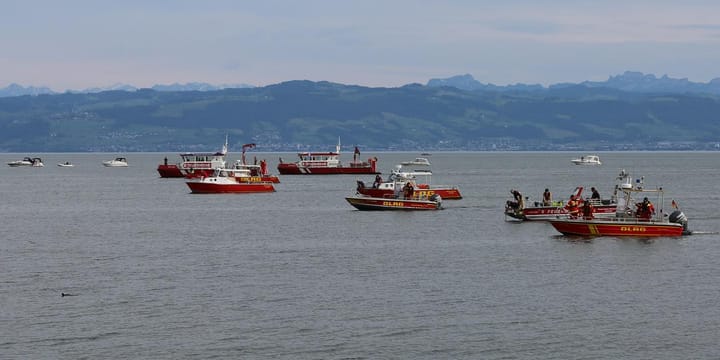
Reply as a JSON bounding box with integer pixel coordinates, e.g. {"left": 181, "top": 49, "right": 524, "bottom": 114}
{"left": 542, "top": 188, "right": 552, "bottom": 206}
{"left": 591, "top": 187, "right": 601, "bottom": 200}
{"left": 373, "top": 174, "right": 383, "bottom": 188}
{"left": 510, "top": 189, "right": 524, "bottom": 209}
{"left": 581, "top": 198, "right": 594, "bottom": 220}
{"left": 403, "top": 182, "right": 415, "bottom": 199}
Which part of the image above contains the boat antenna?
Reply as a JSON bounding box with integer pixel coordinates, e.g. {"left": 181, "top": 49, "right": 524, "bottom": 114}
{"left": 241, "top": 143, "right": 256, "bottom": 165}
{"left": 221, "top": 134, "right": 229, "bottom": 155}
{"left": 336, "top": 136, "right": 341, "bottom": 154}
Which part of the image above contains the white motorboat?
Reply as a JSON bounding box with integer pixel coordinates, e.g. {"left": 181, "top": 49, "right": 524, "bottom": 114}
{"left": 7, "top": 157, "right": 43, "bottom": 167}
{"left": 400, "top": 157, "right": 431, "bottom": 166}
{"left": 102, "top": 157, "right": 128, "bottom": 167}
{"left": 571, "top": 154, "right": 601, "bottom": 165}
{"left": 57, "top": 162, "right": 74, "bottom": 167}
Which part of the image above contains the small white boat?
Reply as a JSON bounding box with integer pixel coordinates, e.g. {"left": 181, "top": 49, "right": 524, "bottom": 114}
{"left": 400, "top": 157, "right": 431, "bottom": 166}
{"left": 7, "top": 157, "right": 43, "bottom": 167}
{"left": 571, "top": 155, "right": 601, "bottom": 165}
{"left": 57, "top": 162, "right": 74, "bottom": 167}
{"left": 102, "top": 157, "right": 128, "bottom": 167}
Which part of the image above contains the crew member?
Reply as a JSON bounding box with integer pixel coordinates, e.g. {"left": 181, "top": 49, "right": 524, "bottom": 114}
{"left": 403, "top": 182, "right": 415, "bottom": 199}
{"left": 591, "top": 187, "right": 601, "bottom": 200}
{"left": 581, "top": 198, "right": 594, "bottom": 219}
{"left": 565, "top": 195, "right": 580, "bottom": 218}
{"left": 510, "top": 189, "right": 524, "bottom": 210}
{"left": 373, "top": 174, "right": 383, "bottom": 188}
{"left": 542, "top": 188, "right": 552, "bottom": 206}
{"left": 635, "top": 197, "right": 655, "bottom": 220}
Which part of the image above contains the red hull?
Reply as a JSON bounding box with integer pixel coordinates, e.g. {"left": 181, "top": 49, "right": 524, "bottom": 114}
{"left": 278, "top": 163, "right": 379, "bottom": 175}
{"left": 186, "top": 182, "right": 275, "bottom": 194}
{"left": 357, "top": 186, "right": 462, "bottom": 200}
{"left": 260, "top": 175, "right": 281, "bottom": 183}
{"left": 549, "top": 219, "right": 684, "bottom": 237}
{"left": 345, "top": 196, "right": 441, "bottom": 210}
{"left": 157, "top": 164, "right": 184, "bottom": 178}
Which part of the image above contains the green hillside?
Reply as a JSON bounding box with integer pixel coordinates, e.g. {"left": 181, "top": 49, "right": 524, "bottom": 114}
{"left": 1, "top": 81, "right": 719, "bottom": 151}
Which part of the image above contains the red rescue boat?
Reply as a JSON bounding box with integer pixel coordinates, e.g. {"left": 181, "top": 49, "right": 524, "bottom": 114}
{"left": 346, "top": 178, "right": 443, "bottom": 210}
{"left": 356, "top": 164, "right": 462, "bottom": 200}
{"left": 158, "top": 136, "right": 229, "bottom": 178}
{"left": 186, "top": 168, "right": 276, "bottom": 194}
{"left": 549, "top": 170, "right": 690, "bottom": 237}
{"left": 277, "top": 138, "right": 379, "bottom": 175}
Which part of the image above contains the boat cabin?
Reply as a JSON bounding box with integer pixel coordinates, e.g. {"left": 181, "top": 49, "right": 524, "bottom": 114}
{"left": 215, "top": 168, "right": 252, "bottom": 178}
{"left": 571, "top": 154, "right": 602, "bottom": 165}
{"left": 298, "top": 152, "right": 340, "bottom": 167}
{"left": 179, "top": 151, "right": 227, "bottom": 170}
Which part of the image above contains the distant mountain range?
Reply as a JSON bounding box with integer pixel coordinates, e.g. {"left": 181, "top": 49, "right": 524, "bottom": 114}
{"left": 0, "top": 82, "right": 255, "bottom": 97}
{"left": 4, "top": 71, "right": 720, "bottom": 98}
{"left": 0, "top": 83, "right": 56, "bottom": 97}
{"left": 426, "top": 71, "right": 720, "bottom": 95}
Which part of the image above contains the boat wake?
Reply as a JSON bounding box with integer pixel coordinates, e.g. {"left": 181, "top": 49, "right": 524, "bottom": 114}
{"left": 685, "top": 230, "right": 720, "bottom": 235}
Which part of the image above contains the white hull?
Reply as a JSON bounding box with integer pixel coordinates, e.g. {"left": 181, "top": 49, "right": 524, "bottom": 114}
{"left": 103, "top": 157, "right": 128, "bottom": 167}
{"left": 7, "top": 157, "right": 43, "bottom": 167}
{"left": 571, "top": 155, "right": 601, "bottom": 165}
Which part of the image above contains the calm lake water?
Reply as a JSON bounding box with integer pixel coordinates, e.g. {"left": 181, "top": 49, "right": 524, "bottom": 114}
{"left": 2, "top": 152, "right": 719, "bottom": 359}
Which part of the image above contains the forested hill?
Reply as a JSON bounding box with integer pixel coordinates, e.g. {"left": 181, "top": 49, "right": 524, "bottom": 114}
{"left": 1, "top": 80, "right": 720, "bottom": 152}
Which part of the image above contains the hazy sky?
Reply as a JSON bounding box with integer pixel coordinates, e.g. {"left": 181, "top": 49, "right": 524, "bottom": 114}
{"left": 3, "top": 0, "right": 720, "bottom": 90}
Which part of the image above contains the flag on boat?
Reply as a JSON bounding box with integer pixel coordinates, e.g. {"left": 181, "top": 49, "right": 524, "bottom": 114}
{"left": 671, "top": 199, "right": 678, "bottom": 209}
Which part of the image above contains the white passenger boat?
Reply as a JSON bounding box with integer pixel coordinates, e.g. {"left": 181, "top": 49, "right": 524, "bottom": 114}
{"left": 571, "top": 155, "right": 601, "bottom": 165}
{"left": 7, "top": 157, "right": 43, "bottom": 167}
{"left": 400, "top": 157, "right": 431, "bottom": 166}
{"left": 102, "top": 157, "right": 128, "bottom": 167}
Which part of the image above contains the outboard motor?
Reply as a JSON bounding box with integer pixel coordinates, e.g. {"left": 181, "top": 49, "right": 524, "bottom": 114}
{"left": 669, "top": 210, "right": 691, "bottom": 234}
{"left": 430, "top": 194, "right": 442, "bottom": 208}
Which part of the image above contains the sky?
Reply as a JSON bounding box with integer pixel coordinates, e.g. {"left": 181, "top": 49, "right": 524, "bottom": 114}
{"left": 2, "top": 0, "right": 720, "bottom": 91}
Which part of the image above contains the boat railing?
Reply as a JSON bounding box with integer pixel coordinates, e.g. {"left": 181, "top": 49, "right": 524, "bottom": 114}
{"left": 405, "top": 192, "right": 440, "bottom": 201}
{"left": 532, "top": 200, "right": 565, "bottom": 208}
{"left": 579, "top": 216, "right": 674, "bottom": 225}
{"left": 432, "top": 184, "right": 458, "bottom": 189}
{"left": 586, "top": 198, "right": 614, "bottom": 206}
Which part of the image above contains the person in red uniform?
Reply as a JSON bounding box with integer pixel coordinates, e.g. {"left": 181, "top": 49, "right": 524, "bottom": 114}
{"left": 635, "top": 197, "right": 655, "bottom": 220}
{"left": 403, "top": 182, "right": 415, "bottom": 199}
{"left": 581, "top": 198, "right": 594, "bottom": 220}
{"left": 565, "top": 195, "right": 580, "bottom": 218}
